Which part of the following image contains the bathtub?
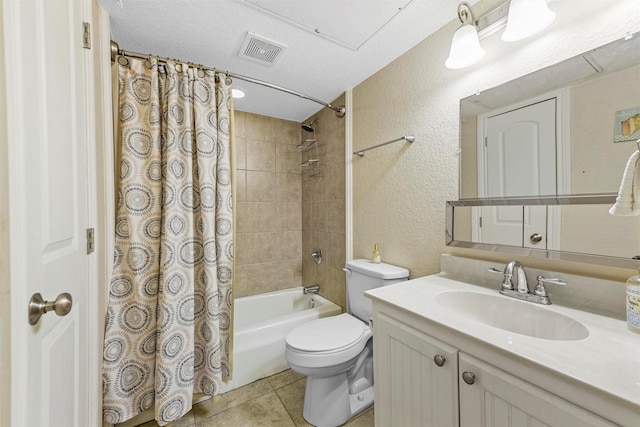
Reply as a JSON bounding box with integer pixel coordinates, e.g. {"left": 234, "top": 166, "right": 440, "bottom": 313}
{"left": 221, "top": 286, "right": 342, "bottom": 392}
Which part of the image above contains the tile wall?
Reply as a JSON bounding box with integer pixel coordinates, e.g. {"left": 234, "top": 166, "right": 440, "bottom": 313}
{"left": 233, "top": 111, "right": 303, "bottom": 297}
{"left": 302, "top": 95, "right": 347, "bottom": 310}
{"left": 233, "top": 95, "right": 346, "bottom": 311}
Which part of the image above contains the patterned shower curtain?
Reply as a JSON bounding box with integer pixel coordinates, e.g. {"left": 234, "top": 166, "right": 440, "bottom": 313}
{"left": 102, "top": 57, "right": 233, "bottom": 425}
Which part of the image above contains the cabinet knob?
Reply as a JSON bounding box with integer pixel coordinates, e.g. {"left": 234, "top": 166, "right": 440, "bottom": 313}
{"left": 462, "top": 371, "right": 476, "bottom": 385}
{"left": 433, "top": 354, "right": 446, "bottom": 367}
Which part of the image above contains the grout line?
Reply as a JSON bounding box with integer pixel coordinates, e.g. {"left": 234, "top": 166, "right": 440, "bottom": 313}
{"left": 272, "top": 386, "right": 298, "bottom": 426}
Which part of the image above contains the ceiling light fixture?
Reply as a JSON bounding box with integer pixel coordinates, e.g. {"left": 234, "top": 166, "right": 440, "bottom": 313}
{"left": 502, "top": 0, "right": 555, "bottom": 42}
{"left": 232, "top": 88, "right": 246, "bottom": 99}
{"left": 445, "top": 2, "right": 485, "bottom": 70}
{"left": 446, "top": 0, "right": 556, "bottom": 69}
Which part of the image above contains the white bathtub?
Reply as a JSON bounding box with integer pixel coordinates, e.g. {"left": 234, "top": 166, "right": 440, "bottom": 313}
{"left": 221, "top": 286, "right": 342, "bottom": 392}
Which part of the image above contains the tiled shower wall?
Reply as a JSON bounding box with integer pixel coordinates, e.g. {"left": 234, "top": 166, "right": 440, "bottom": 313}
{"left": 302, "top": 94, "right": 347, "bottom": 310}
{"left": 233, "top": 96, "right": 346, "bottom": 310}
{"left": 233, "top": 111, "right": 303, "bottom": 297}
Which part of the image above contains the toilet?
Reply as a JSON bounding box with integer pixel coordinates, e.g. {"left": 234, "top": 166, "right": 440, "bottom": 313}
{"left": 285, "top": 259, "right": 409, "bottom": 427}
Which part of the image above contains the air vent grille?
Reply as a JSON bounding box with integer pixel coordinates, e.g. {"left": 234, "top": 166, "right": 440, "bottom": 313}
{"left": 239, "top": 32, "right": 286, "bottom": 65}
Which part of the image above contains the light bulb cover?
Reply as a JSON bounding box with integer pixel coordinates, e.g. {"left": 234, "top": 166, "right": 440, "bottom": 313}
{"left": 502, "top": 0, "right": 556, "bottom": 42}
{"left": 446, "top": 24, "right": 486, "bottom": 69}
{"left": 232, "top": 88, "right": 245, "bottom": 99}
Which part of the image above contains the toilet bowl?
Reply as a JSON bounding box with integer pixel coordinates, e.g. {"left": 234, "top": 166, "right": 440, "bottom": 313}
{"left": 285, "top": 259, "right": 409, "bottom": 427}
{"left": 286, "top": 314, "right": 374, "bottom": 427}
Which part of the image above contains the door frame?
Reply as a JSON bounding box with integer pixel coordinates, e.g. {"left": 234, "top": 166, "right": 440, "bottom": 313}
{"left": 473, "top": 88, "right": 570, "bottom": 250}
{"left": 0, "top": 1, "right": 10, "bottom": 424}
{"left": 90, "top": 4, "right": 116, "bottom": 426}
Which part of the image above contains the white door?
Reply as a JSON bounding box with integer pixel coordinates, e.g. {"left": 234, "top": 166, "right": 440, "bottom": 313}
{"left": 478, "top": 98, "right": 557, "bottom": 249}
{"left": 3, "top": 0, "right": 96, "bottom": 425}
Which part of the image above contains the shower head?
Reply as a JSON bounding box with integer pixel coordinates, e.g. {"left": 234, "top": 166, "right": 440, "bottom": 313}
{"left": 301, "top": 118, "right": 319, "bottom": 132}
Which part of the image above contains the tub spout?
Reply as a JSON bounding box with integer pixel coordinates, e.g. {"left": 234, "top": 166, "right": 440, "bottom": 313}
{"left": 303, "top": 285, "right": 320, "bottom": 294}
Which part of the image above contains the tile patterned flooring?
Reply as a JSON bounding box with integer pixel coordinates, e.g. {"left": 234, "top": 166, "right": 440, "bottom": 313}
{"left": 138, "top": 370, "right": 374, "bottom": 427}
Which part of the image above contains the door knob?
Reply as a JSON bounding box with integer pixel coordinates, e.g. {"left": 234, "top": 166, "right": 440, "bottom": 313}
{"left": 433, "top": 354, "right": 446, "bottom": 367}
{"left": 28, "top": 292, "right": 73, "bottom": 325}
{"left": 530, "top": 233, "right": 543, "bottom": 243}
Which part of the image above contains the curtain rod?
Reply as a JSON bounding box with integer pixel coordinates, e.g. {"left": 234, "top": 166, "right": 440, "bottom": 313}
{"left": 110, "top": 40, "right": 346, "bottom": 118}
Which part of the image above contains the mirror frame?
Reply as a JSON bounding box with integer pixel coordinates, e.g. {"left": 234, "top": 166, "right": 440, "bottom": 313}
{"left": 446, "top": 193, "right": 640, "bottom": 270}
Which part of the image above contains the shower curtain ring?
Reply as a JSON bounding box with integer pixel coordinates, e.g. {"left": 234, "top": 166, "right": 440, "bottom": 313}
{"left": 117, "top": 55, "right": 129, "bottom": 66}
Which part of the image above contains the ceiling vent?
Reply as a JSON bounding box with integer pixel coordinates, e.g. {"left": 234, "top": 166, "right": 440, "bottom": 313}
{"left": 238, "top": 32, "right": 286, "bottom": 66}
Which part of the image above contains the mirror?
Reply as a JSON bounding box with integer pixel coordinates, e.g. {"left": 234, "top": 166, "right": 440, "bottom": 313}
{"left": 451, "top": 32, "right": 640, "bottom": 269}
{"left": 460, "top": 32, "right": 640, "bottom": 198}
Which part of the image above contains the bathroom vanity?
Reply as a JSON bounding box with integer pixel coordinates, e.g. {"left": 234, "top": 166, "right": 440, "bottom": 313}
{"left": 366, "top": 256, "right": 640, "bottom": 427}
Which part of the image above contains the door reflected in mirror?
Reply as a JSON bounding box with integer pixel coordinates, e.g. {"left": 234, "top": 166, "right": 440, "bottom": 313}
{"left": 452, "top": 31, "right": 640, "bottom": 269}
{"left": 460, "top": 33, "right": 640, "bottom": 199}
{"left": 451, "top": 203, "right": 640, "bottom": 260}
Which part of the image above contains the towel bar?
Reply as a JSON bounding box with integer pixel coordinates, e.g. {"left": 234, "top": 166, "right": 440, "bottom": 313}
{"left": 354, "top": 135, "right": 415, "bottom": 157}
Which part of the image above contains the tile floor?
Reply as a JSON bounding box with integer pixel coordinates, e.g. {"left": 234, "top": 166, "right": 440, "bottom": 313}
{"left": 138, "top": 369, "right": 374, "bottom": 427}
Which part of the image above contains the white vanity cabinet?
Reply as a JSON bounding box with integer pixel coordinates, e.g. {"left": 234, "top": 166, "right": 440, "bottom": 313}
{"left": 374, "top": 312, "right": 459, "bottom": 426}
{"left": 373, "top": 305, "right": 618, "bottom": 427}
{"left": 458, "top": 353, "right": 615, "bottom": 427}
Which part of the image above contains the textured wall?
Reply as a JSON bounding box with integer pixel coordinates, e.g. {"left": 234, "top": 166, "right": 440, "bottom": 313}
{"left": 353, "top": 0, "right": 640, "bottom": 281}
{"left": 233, "top": 111, "right": 303, "bottom": 297}
{"left": 302, "top": 95, "right": 347, "bottom": 310}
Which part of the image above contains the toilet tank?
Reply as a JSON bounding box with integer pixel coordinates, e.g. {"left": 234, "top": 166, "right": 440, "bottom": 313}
{"left": 345, "top": 259, "right": 409, "bottom": 323}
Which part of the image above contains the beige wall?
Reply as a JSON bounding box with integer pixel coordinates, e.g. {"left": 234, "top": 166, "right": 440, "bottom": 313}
{"left": 561, "top": 64, "right": 640, "bottom": 257}
{"left": 233, "top": 111, "right": 304, "bottom": 297}
{"left": 460, "top": 115, "right": 478, "bottom": 199}
{"left": 302, "top": 95, "right": 347, "bottom": 310}
{"left": 570, "top": 64, "right": 640, "bottom": 194}
{"left": 352, "top": 0, "right": 640, "bottom": 282}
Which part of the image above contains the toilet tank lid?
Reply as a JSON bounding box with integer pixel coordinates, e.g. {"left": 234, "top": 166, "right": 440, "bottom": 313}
{"left": 345, "top": 259, "right": 409, "bottom": 279}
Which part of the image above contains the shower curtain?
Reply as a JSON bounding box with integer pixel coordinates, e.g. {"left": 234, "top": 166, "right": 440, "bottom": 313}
{"left": 102, "top": 57, "right": 233, "bottom": 425}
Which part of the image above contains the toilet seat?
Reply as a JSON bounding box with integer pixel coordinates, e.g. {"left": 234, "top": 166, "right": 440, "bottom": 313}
{"left": 287, "top": 313, "right": 369, "bottom": 353}
{"left": 285, "top": 313, "right": 372, "bottom": 368}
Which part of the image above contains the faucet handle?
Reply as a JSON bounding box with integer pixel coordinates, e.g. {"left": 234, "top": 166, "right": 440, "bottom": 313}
{"left": 534, "top": 275, "right": 567, "bottom": 297}
{"left": 488, "top": 267, "right": 514, "bottom": 291}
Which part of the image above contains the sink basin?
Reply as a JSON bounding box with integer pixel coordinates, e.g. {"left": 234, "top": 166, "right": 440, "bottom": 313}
{"left": 435, "top": 291, "right": 589, "bottom": 341}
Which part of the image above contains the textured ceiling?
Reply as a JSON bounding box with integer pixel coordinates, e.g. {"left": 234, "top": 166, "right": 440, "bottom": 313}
{"left": 99, "top": 0, "right": 480, "bottom": 122}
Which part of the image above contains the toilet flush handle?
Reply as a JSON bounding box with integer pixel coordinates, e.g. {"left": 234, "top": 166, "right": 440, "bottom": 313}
{"left": 342, "top": 268, "right": 352, "bottom": 276}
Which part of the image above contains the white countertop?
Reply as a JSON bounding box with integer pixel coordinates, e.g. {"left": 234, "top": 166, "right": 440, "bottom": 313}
{"left": 366, "top": 273, "right": 640, "bottom": 412}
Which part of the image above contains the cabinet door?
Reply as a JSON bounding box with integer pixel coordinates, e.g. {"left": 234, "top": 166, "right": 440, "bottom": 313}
{"left": 374, "top": 312, "right": 459, "bottom": 427}
{"left": 459, "top": 353, "right": 616, "bottom": 427}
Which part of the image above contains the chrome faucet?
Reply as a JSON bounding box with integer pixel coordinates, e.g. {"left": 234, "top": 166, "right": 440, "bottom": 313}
{"left": 489, "top": 261, "right": 566, "bottom": 305}
{"left": 303, "top": 285, "right": 320, "bottom": 294}
{"left": 495, "top": 260, "right": 529, "bottom": 293}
